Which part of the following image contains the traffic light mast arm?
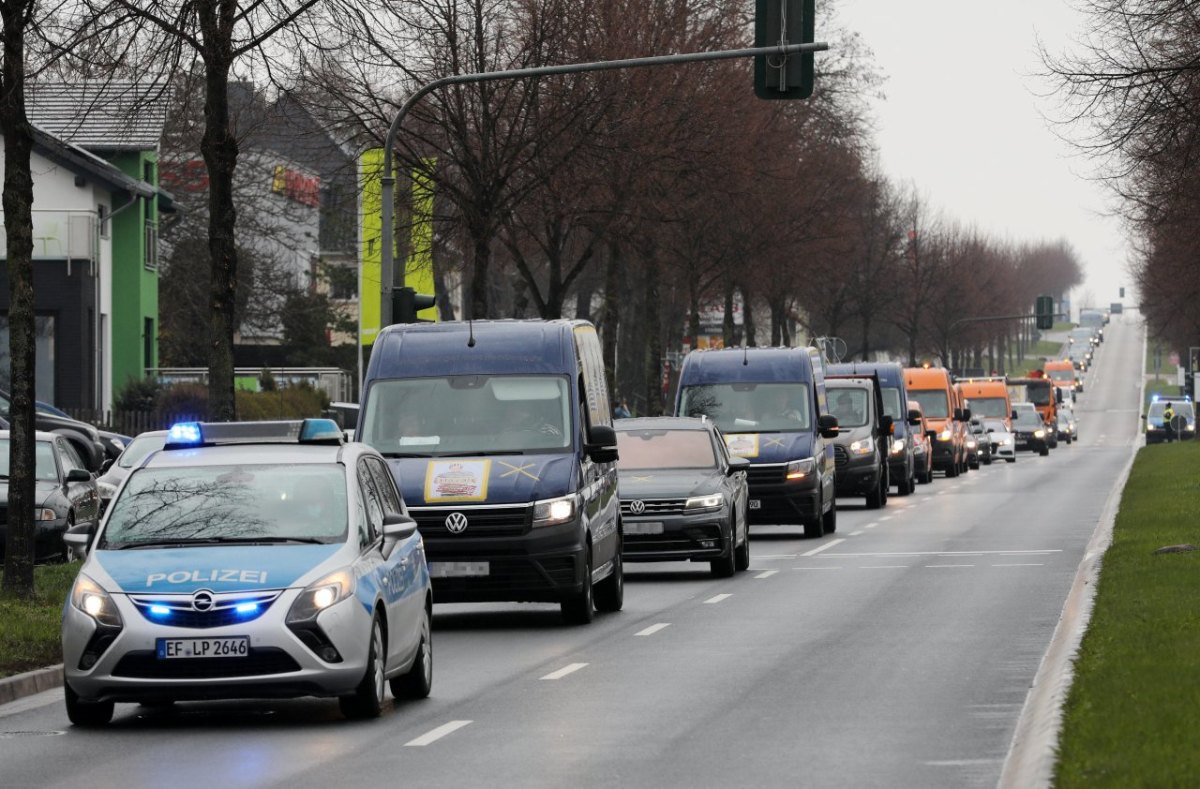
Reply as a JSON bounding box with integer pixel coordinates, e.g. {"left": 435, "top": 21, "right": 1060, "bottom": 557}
{"left": 378, "top": 40, "right": 829, "bottom": 324}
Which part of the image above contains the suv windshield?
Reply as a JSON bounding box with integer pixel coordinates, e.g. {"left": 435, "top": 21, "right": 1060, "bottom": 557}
{"left": 99, "top": 464, "right": 348, "bottom": 547}
{"left": 828, "top": 388, "right": 870, "bottom": 428}
{"left": 680, "top": 383, "right": 811, "bottom": 433}
{"left": 361, "top": 375, "right": 572, "bottom": 456}
{"left": 909, "top": 390, "right": 948, "bottom": 419}
{"left": 1014, "top": 410, "right": 1043, "bottom": 429}
{"left": 615, "top": 429, "right": 716, "bottom": 470}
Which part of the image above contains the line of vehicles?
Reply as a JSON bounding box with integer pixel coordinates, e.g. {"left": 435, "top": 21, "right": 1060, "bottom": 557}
{"left": 51, "top": 317, "right": 1099, "bottom": 726}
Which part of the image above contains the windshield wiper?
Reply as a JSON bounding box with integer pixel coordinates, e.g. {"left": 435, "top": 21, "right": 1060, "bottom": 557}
{"left": 379, "top": 451, "right": 432, "bottom": 458}
{"left": 238, "top": 537, "right": 332, "bottom": 545}
{"left": 109, "top": 538, "right": 230, "bottom": 550}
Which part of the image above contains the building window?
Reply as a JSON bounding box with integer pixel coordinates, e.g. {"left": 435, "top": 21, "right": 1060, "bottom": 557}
{"left": 144, "top": 222, "right": 158, "bottom": 270}
{"left": 98, "top": 204, "right": 109, "bottom": 239}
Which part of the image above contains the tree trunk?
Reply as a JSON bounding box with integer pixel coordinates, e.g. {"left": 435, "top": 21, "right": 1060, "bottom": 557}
{"left": 643, "top": 257, "right": 663, "bottom": 415}
{"left": 1, "top": 4, "right": 36, "bottom": 597}
{"left": 469, "top": 229, "right": 490, "bottom": 319}
{"left": 860, "top": 314, "right": 872, "bottom": 361}
{"left": 908, "top": 330, "right": 918, "bottom": 368}
{"left": 770, "top": 299, "right": 782, "bottom": 346}
{"left": 202, "top": 57, "right": 239, "bottom": 422}
{"left": 688, "top": 278, "right": 701, "bottom": 350}
{"left": 722, "top": 279, "right": 735, "bottom": 347}
{"left": 602, "top": 240, "right": 620, "bottom": 393}
{"left": 741, "top": 283, "right": 757, "bottom": 347}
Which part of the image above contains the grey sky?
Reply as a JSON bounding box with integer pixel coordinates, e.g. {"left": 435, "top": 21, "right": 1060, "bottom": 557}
{"left": 831, "top": 0, "right": 1131, "bottom": 312}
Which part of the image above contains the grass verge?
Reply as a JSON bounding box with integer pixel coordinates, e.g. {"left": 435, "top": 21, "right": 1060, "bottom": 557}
{"left": 0, "top": 562, "right": 79, "bottom": 678}
{"left": 1055, "top": 441, "right": 1200, "bottom": 786}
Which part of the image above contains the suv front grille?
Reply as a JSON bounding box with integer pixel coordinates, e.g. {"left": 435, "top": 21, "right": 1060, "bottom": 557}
{"left": 621, "top": 499, "right": 686, "bottom": 516}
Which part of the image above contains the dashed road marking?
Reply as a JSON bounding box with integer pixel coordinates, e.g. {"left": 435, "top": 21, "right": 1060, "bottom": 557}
{"left": 802, "top": 538, "right": 845, "bottom": 557}
{"left": 862, "top": 565, "right": 908, "bottom": 569}
{"left": 793, "top": 566, "right": 843, "bottom": 570}
{"left": 540, "top": 663, "right": 589, "bottom": 680}
{"left": 993, "top": 563, "right": 1045, "bottom": 567}
{"left": 635, "top": 623, "right": 671, "bottom": 637}
{"left": 850, "top": 530, "right": 864, "bottom": 536}
{"left": 819, "top": 550, "right": 1060, "bottom": 558}
{"left": 754, "top": 570, "right": 779, "bottom": 579}
{"left": 704, "top": 593, "right": 733, "bottom": 604}
{"left": 926, "top": 564, "right": 975, "bottom": 568}
{"left": 752, "top": 554, "right": 797, "bottom": 560}
{"left": 405, "top": 720, "right": 474, "bottom": 746}
{"left": 879, "top": 516, "right": 892, "bottom": 522}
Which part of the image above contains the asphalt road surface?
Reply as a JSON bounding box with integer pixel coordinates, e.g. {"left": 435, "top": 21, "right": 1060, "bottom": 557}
{"left": 0, "top": 317, "right": 1143, "bottom": 789}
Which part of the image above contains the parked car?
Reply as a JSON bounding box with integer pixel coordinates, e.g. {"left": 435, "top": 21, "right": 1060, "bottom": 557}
{"left": 0, "top": 430, "right": 100, "bottom": 562}
{"left": 614, "top": 417, "right": 750, "bottom": 576}
{"left": 908, "top": 400, "right": 935, "bottom": 484}
{"left": 982, "top": 418, "right": 1017, "bottom": 463}
{"left": 0, "top": 388, "right": 106, "bottom": 471}
{"left": 94, "top": 430, "right": 167, "bottom": 515}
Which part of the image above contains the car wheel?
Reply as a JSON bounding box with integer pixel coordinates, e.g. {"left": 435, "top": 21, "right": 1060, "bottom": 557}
{"left": 340, "top": 614, "right": 386, "bottom": 720}
{"left": 1006, "top": 456, "right": 1016, "bottom": 464}
{"left": 562, "top": 547, "right": 595, "bottom": 625}
{"left": 391, "top": 605, "right": 432, "bottom": 700}
{"left": 866, "top": 474, "right": 885, "bottom": 509}
{"left": 822, "top": 500, "right": 837, "bottom": 534}
{"left": 946, "top": 460, "right": 959, "bottom": 478}
{"left": 710, "top": 526, "right": 736, "bottom": 578}
{"left": 734, "top": 517, "right": 751, "bottom": 571}
{"left": 1039, "top": 446, "right": 1050, "bottom": 457}
{"left": 595, "top": 546, "right": 624, "bottom": 612}
{"left": 806, "top": 495, "right": 826, "bottom": 539}
{"left": 65, "top": 678, "right": 113, "bottom": 727}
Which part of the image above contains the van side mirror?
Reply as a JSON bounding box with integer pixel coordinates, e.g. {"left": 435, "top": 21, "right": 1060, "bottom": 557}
{"left": 818, "top": 414, "right": 840, "bottom": 438}
{"left": 63, "top": 523, "right": 95, "bottom": 557}
{"left": 1056, "top": 390, "right": 1063, "bottom": 404}
{"left": 907, "top": 409, "right": 922, "bottom": 426}
{"left": 880, "top": 415, "right": 894, "bottom": 435}
{"left": 962, "top": 408, "right": 971, "bottom": 421}
{"left": 953, "top": 408, "right": 965, "bottom": 422}
{"left": 1011, "top": 410, "right": 1019, "bottom": 420}
{"left": 586, "top": 424, "right": 619, "bottom": 464}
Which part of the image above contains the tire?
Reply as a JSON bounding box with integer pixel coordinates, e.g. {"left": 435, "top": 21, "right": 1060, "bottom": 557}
{"left": 1006, "top": 457, "right": 1016, "bottom": 464}
{"left": 866, "top": 473, "right": 885, "bottom": 509}
{"left": 65, "top": 679, "right": 113, "bottom": 727}
{"left": 561, "top": 548, "right": 595, "bottom": 625}
{"left": 340, "top": 614, "right": 386, "bottom": 720}
{"left": 822, "top": 501, "right": 837, "bottom": 534}
{"left": 734, "top": 516, "right": 751, "bottom": 571}
{"left": 710, "top": 530, "right": 736, "bottom": 578}
{"left": 595, "top": 548, "right": 624, "bottom": 612}
{"left": 391, "top": 605, "right": 432, "bottom": 700}
{"left": 806, "top": 495, "right": 826, "bottom": 539}
{"left": 945, "top": 461, "right": 959, "bottom": 478}
{"left": 1039, "top": 446, "right": 1050, "bottom": 457}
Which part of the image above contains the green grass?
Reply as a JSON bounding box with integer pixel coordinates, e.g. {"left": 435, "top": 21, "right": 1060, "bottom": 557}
{"left": 1145, "top": 347, "right": 1179, "bottom": 377}
{"left": 1052, "top": 321, "right": 1074, "bottom": 331}
{"left": 0, "top": 563, "right": 79, "bottom": 678}
{"left": 1055, "top": 442, "right": 1200, "bottom": 786}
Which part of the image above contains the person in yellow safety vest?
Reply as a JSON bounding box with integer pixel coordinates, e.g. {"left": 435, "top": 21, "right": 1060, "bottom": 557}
{"left": 1163, "top": 402, "right": 1176, "bottom": 441}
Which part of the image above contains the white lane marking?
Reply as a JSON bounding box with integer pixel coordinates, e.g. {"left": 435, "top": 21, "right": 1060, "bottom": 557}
{"left": 879, "top": 516, "right": 893, "bottom": 522}
{"left": 540, "top": 662, "right": 589, "bottom": 680}
{"left": 993, "top": 563, "right": 1045, "bottom": 567}
{"left": 405, "top": 720, "right": 474, "bottom": 746}
{"left": 635, "top": 623, "right": 671, "bottom": 637}
{"left": 801, "top": 538, "right": 846, "bottom": 557}
{"left": 754, "top": 570, "right": 779, "bottom": 579}
{"left": 793, "top": 566, "right": 843, "bottom": 570}
{"left": 752, "top": 554, "right": 797, "bottom": 560}
{"left": 864, "top": 521, "right": 879, "bottom": 528}
{"left": 850, "top": 530, "right": 864, "bottom": 536}
{"left": 862, "top": 565, "right": 909, "bottom": 569}
{"left": 937, "top": 491, "right": 948, "bottom": 496}
{"left": 926, "top": 564, "right": 975, "bottom": 568}
{"left": 819, "top": 550, "right": 1061, "bottom": 557}
{"left": 704, "top": 593, "right": 733, "bottom": 604}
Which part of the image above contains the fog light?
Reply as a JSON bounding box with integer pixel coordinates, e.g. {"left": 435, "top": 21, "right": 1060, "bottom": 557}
{"left": 699, "top": 540, "right": 716, "bottom": 548}
{"left": 81, "top": 653, "right": 97, "bottom": 669}
{"left": 321, "top": 646, "right": 339, "bottom": 662}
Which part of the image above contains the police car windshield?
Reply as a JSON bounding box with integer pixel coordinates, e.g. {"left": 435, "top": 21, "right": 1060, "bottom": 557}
{"left": 99, "top": 464, "right": 348, "bottom": 548}
{"left": 679, "top": 383, "right": 811, "bottom": 434}
{"left": 361, "top": 375, "right": 572, "bottom": 456}
{"left": 615, "top": 429, "right": 716, "bottom": 470}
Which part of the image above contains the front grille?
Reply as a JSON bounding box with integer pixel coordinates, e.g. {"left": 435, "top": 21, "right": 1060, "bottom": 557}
{"left": 129, "top": 591, "right": 280, "bottom": 629}
{"left": 113, "top": 648, "right": 301, "bottom": 679}
{"left": 411, "top": 505, "right": 531, "bottom": 536}
{"left": 833, "top": 445, "right": 849, "bottom": 469}
{"left": 746, "top": 465, "right": 785, "bottom": 486}
{"left": 621, "top": 499, "right": 686, "bottom": 516}
{"left": 430, "top": 555, "right": 577, "bottom": 594}
{"left": 624, "top": 524, "right": 723, "bottom": 554}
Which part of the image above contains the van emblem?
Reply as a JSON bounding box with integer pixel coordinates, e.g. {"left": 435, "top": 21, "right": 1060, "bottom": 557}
{"left": 445, "top": 512, "right": 469, "bottom": 533}
{"left": 630, "top": 500, "right": 646, "bottom": 515}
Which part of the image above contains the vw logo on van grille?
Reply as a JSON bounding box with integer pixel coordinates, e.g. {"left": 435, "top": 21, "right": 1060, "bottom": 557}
{"left": 445, "top": 512, "right": 469, "bottom": 534}
{"left": 191, "top": 590, "right": 215, "bottom": 612}
{"left": 630, "top": 500, "right": 646, "bottom": 515}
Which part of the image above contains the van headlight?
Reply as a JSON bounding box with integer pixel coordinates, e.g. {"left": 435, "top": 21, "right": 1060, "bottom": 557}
{"left": 1033, "top": 429, "right": 1045, "bottom": 438}
{"left": 966, "top": 438, "right": 977, "bottom": 449}
{"left": 786, "top": 458, "right": 815, "bottom": 481}
{"left": 71, "top": 574, "right": 123, "bottom": 627}
{"left": 889, "top": 438, "right": 905, "bottom": 455}
{"left": 938, "top": 429, "right": 953, "bottom": 441}
{"left": 286, "top": 569, "right": 355, "bottom": 624}
{"left": 685, "top": 493, "right": 724, "bottom": 511}
{"left": 533, "top": 495, "right": 576, "bottom": 527}
{"left": 849, "top": 438, "right": 873, "bottom": 456}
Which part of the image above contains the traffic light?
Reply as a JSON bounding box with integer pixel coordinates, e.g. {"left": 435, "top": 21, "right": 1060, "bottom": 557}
{"left": 755, "top": 0, "right": 815, "bottom": 99}
{"left": 392, "top": 286, "right": 436, "bottom": 324}
{"left": 1035, "top": 296, "right": 1054, "bottom": 330}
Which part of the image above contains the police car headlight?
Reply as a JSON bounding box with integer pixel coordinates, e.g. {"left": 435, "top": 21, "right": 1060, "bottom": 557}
{"left": 96, "top": 481, "right": 118, "bottom": 499}
{"left": 286, "top": 568, "right": 355, "bottom": 624}
{"left": 938, "top": 429, "right": 953, "bottom": 442}
{"left": 533, "top": 495, "right": 576, "bottom": 527}
{"left": 1188, "top": 424, "right": 1196, "bottom": 432}
{"left": 71, "top": 574, "right": 123, "bottom": 627}
{"left": 849, "top": 438, "right": 873, "bottom": 455}
{"left": 889, "top": 438, "right": 906, "bottom": 455}
{"left": 685, "top": 493, "right": 724, "bottom": 511}
{"left": 785, "top": 458, "right": 815, "bottom": 481}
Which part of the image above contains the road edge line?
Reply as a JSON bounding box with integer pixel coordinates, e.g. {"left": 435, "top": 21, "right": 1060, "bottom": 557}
{"left": 0, "top": 664, "right": 63, "bottom": 707}
{"left": 998, "top": 319, "right": 1144, "bottom": 788}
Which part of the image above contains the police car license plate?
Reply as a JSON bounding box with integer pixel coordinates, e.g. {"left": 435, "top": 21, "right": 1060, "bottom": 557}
{"left": 157, "top": 637, "right": 249, "bottom": 659}
{"left": 748, "top": 500, "right": 762, "bottom": 510}
{"left": 624, "top": 522, "right": 664, "bottom": 536}
{"left": 429, "top": 561, "right": 490, "bottom": 578}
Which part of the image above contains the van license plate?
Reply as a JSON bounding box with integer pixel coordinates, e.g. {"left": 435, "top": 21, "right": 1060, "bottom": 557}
{"left": 624, "top": 522, "right": 664, "bottom": 535}
{"left": 748, "top": 500, "right": 761, "bottom": 510}
{"left": 430, "top": 561, "right": 490, "bottom": 578}
{"left": 157, "top": 637, "right": 249, "bottom": 659}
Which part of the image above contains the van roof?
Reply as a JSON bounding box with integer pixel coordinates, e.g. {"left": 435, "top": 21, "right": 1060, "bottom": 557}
{"left": 369, "top": 319, "right": 591, "bottom": 377}
{"left": 678, "top": 346, "right": 818, "bottom": 385}
{"left": 826, "top": 361, "right": 903, "bottom": 386}
{"left": 903, "top": 367, "right": 953, "bottom": 388}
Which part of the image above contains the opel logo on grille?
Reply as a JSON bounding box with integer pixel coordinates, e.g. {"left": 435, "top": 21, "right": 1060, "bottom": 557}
{"left": 192, "top": 590, "right": 215, "bottom": 612}
{"left": 445, "top": 512, "right": 469, "bottom": 534}
{"left": 630, "top": 500, "right": 646, "bottom": 515}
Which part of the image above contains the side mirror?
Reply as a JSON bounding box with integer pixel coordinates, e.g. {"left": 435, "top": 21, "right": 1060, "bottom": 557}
{"left": 925, "top": 429, "right": 938, "bottom": 440}
{"left": 382, "top": 512, "right": 418, "bottom": 542}
{"left": 727, "top": 456, "right": 751, "bottom": 476}
{"left": 1011, "top": 410, "right": 1019, "bottom": 420}
{"left": 818, "top": 414, "right": 840, "bottom": 439}
{"left": 1056, "top": 390, "right": 1063, "bottom": 404}
{"left": 586, "top": 424, "right": 619, "bottom": 464}
{"left": 986, "top": 427, "right": 995, "bottom": 433}
{"left": 66, "top": 468, "right": 91, "bottom": 483}
{"left": 907, "top": 409, "right": 922, "bottom": 426}
{"left": 953, "top": 408, "right": 965, "bottom": 422}
{"left": 962, "top": 408, "right": 972, "bottom": 421}
{"left": 100, "top": 458, "right": 113, "bottom": 473}
{"left": 880, "top": 415, "right": 894, "bottom": 435}
{"left": 63, "top": 523, "right": 95, "bottom": 558}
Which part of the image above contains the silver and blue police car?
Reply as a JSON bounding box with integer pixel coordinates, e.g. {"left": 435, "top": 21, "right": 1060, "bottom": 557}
{"left": 61, "top": 420, "right": 432, "bottom": 726}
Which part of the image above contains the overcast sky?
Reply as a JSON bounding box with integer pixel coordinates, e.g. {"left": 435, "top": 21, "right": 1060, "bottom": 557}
{"left": 830, "top": 0, "right": 1130, "bottom": 312}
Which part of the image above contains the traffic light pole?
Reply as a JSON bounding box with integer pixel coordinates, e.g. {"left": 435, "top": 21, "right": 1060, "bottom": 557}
{"left": 377, "top": 40, "right": 829, "bottom": 326}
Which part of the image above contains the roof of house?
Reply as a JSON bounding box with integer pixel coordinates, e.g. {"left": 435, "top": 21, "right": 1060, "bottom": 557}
{"left": 27, "top": 82, "right": 171, "bottom": 151}
{"left": 30, "top": 124, "right": 176, "bottom": 211}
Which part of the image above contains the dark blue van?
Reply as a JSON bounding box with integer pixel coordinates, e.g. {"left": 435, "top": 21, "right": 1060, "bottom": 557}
{"left": 675, "top": 347, "right": 840, "bottom": 537}
{"left": 827, "top": 362, "right": 922, "bottom": 496}
{"left": 356, "top": 320, "right": 622, "bottom": 625}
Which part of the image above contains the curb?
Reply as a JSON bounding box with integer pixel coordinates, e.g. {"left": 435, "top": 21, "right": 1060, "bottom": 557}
{"left": 0, "top": 664, "right": 63, "bottom": 707}
{"left": 998, "top": 322, "right": 1146, "bottom": 788}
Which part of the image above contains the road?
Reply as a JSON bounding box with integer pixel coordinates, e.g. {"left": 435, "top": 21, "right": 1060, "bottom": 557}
{"left": 0, "top": 316, "right": 1143, "bottom": 789}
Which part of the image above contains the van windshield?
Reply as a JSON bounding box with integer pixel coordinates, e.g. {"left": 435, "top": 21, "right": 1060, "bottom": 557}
{"left": 828, "top": 388, "right": 870, "bottom": 428}
{"left": 679, "top": 383, "right": 811, "bottom": 433}
{"left": 361, "top": 375, "right": 572, "bottom": 456}
{"left": 909, "top": 390, "right": 948, "bottom": 419}
{"left": 966, "top": 397, "right": 1008, "bottom": 418}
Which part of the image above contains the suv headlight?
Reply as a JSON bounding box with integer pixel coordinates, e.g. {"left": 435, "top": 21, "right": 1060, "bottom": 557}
{"left": 938, "top": 428, "right": 953, "bottom": 441}
{"left": 286, "top": 568, "right": 355, "bottom": 624}
{"left": 71, "top": 574, "right": 123, "bottom": 627}
{"left": 685, "top": 493, "right": 724, "bottom": 511}
{"left": 889, "top": 438, "right": 906, "bottom": 455}
{"left": 1033, "top": 429, "right": 1045, "bottom": 438}
{"left": 849, "top": 438, "right": 873, "bottom": 456}
{"left": 533, "top": 495, "right": 576, "bottom": 527}
{"left": 786, "top": 458, "right": 815, "bottom": 481}
{"left": 966, "top": 438, "right": 977, "bottom": 449}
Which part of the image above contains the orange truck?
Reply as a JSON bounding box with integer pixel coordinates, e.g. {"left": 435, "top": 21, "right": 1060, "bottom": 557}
{"left": 1044, "top": 359, "right": 1080, "bottom": 394}
{"left": 1008, "top": 375, "right": 1060, "bottom": 449}
{"left": 904, "top": 367, "right": 969, "bottom": 477}
{"left": 957, "top": 378, "right": 1013, "bottom": 431}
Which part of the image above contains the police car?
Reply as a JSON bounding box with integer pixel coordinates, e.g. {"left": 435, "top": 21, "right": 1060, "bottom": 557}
{"left": 61, "top": 420, "right": 432, "bottom": 726}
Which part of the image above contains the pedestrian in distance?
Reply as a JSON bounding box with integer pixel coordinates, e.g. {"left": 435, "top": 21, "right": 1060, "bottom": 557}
{"left": 1163, "top": 401, "right": 1176, "bottom": 442}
